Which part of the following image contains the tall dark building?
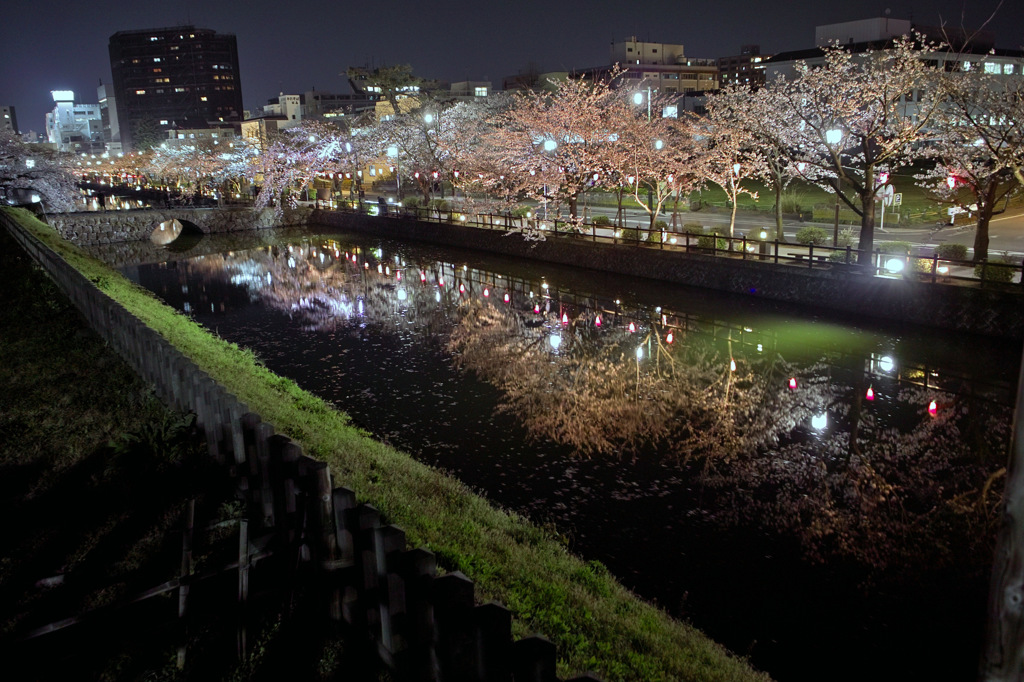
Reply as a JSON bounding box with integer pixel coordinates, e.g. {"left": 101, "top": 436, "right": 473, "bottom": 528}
{"left": 109, "top": 26, "right": 243, "bottom": 150}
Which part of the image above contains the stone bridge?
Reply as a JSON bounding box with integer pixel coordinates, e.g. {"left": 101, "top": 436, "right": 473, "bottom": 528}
{"left": 45, "top": 207, "right": 312, "bottom": 245}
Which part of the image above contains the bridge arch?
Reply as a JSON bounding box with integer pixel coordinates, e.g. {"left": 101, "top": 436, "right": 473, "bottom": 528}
{"left": 150, "top": 217, "right": 204, "bottom": 246}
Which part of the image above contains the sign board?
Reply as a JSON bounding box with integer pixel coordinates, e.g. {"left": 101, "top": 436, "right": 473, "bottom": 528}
{"left": 948, "top": 206, "right": 966, "bottom": 216}
{"left": 892, "top": 193, "right": 902, "bottom": 207}
{"left": 875, "top": 185, "right": 894, "bottom": 202}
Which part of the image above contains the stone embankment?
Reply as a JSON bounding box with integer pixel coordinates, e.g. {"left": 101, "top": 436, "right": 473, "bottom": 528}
{"left": 46, "top": 207, "right": 311, "bottom": 245}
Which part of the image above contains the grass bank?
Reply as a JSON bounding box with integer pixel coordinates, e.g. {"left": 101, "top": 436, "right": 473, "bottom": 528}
{"left": 4, "top": 205, "right": 771, "bottom": 681}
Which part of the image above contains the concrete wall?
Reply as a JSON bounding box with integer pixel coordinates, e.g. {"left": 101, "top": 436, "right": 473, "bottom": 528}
{"left": 313, "top": 210, "right": 1024, "bottom": 341}
{"left": 46, "top": 207, "right": 311, "bottom": 245}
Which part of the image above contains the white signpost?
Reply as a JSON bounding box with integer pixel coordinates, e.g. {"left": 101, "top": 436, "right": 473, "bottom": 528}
{"left": 877, "top": 184, "right": 895, "bottom": 230}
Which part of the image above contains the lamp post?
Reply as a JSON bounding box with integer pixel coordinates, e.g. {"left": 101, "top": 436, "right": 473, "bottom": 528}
{"left": 825, "top": 128, "right": 843, "bottom": 246}
{"left": 541, "top": 138, "right": 557, "bottom": 221}
{"left": 633, "top": 87, "right": 652, "bottom": 120}
{"left": 387, "top": 145, "right": 402, "bottom": 200}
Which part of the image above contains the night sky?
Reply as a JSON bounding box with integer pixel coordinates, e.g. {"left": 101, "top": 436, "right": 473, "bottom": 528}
{"left": 1, "top": 0, "right": 1021, "bottom": 134}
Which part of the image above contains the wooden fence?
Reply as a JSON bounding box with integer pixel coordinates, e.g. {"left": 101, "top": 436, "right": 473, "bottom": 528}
{"left": 1, "top": 212, "right": 601, "bottom": 681}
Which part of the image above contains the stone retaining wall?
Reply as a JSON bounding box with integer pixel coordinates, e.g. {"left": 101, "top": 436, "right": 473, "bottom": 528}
{"left": 47, "top": 207, "right": 311, "bottom": 245}
{"left": 313, "top": 210, "right": 1024, "bottom": 341}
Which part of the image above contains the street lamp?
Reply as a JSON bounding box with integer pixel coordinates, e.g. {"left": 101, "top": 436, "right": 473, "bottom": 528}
{"left": 387, "top": 145, "right": 402, "bottom": 200}
{"left": 825, "top": 129, "right": 843, "bottom": 246}
{"left": 633, "top": 87, "right": 652, "bottom": 120}
{"left": 541, "top": 138, "right": 557, "bottom": 220}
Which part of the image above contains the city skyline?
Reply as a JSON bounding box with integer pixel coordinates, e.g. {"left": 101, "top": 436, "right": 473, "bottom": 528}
{"left": 1, "top": 0, "right": 1021, "bottom": 133}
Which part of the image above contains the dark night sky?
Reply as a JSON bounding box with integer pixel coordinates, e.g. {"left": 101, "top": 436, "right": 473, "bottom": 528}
{"left": 1, "top": 0, "right": 1021, "bottom": 134}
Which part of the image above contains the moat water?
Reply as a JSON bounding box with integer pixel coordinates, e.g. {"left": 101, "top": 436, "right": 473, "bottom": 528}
{"left": 106, "top": 226, "right": 1020, "bottom": 681}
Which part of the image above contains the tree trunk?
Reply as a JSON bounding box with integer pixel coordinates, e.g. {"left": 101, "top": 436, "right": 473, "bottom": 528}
{"left": 774, "top": 180, "right": 784, "bottom": 241}
{"left": 973, "top": 183, "right": 999, "bottom": 263}
{"left": 857, "top": 191, "right": 877, "bottom": 267}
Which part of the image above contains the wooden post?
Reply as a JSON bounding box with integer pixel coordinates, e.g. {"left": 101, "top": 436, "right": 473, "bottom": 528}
{"left": 177, "top": 499, "right": 195, "bottom": 669}
{"left": 433, "top": 571, "right": 476, "bottom": 680}
{"left": 237, "top": 518, "right": 249, "bottom": 661}
{"left": 397, "top": 548, "right": 438, "bottom": 680}
{"left": 475, "top": 601, "right": 513, "bottom": 682}
{"left": 981, "top": 346, "right": 1024, "bottom": 680}
{"left": 511, "top": 636, "right": 557, "bottom": 682}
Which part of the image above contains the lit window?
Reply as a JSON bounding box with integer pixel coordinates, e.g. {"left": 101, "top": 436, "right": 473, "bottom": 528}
{"left": 178, "top": 134, "right": 185, "bottom": 139}
{"left": 1005, "top": 64, "right": 1016, "bottom": 75}
{"left": 985, "top": 62, "right": 1001, "bottom": 74}
{"left": 154, "top": 57, "right": 161, "bottom": 62}
{"left": 135, "top": 89, "right": 146, "bottom": 95}
{"left": 160, "top": 120, "right": 169, "bottom": 124}
{"left": 150, "top": 36, "right": 158, "bottom": 41}
{"left": 175, "top": 87, "right": 186, "bottom": 92}
{"left": 474, "top": 87, "right": 488, "bottom": 97}
{"left": 200, "top": 96, "right": 208, "bottom": 101}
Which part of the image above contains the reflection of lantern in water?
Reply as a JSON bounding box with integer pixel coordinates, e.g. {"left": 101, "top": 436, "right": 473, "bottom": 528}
{"left": 459, "top": 283, "right": 465, "bottom": 294}
{"left": 928, "top": 400, "right": 938, "bottom": 416}
{"left": 377, "top": 264, "right": 383, "bottom": 273}
{"left": 729, "top": 358, "right": 737, "bottom": 372}
{"left": 549, "top": 334, "right": 561, "bottom": 349}
{"left": 483, "top": 288, "right": 490, "bottom": 297}
{"left": 562, "top": 313, "right": 569, "bottom": 325}
{"left": 788, "top": 377, "right": 797, "bottom": 390}
{"left": 503, "top": 293, "right": 510, "bottom": 303}
{"left": 666, "top": 331, "right": 674, "bottom": 343}
{"left": 595, "top": 315, "right": 602, "bottom": 327}
{"left": 364, "top": 263, "right": 369, "bottom": 269}
{"left": 866, "top": 386, "right": 875, "bottom": 401}
{"left": 628, "top": 322, "right": 636, "bottom": 333}
{"left": 534, "top": 304, "right": 540, "bottom": 313}
{"left": 396, "top": 271, "right": 401, "bottom": 281}
{"left": 420, "top": 271, "right": 426, "bottom": 282}
{"left": 811, "top": 413, "right": 827, "bottom": 430}
{"left": 636, "top": 345, "right": 644, "bottom": 360}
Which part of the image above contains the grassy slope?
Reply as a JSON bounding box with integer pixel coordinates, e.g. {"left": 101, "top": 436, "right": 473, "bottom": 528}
{"left": 5, "top": 207, "right": 771, "bottom": 682}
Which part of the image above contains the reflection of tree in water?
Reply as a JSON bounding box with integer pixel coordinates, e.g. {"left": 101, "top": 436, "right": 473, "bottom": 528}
{"left": 448, "top": 299, "right": 833, "bottom": 460}
{"left": 172, "top": 237, "right": 1013, "bottom": 569}
{"left": 702, "top": 383, "right": 1011, "bottom": 569}
{"left": 447, "top": 298, "right": 1012, "bottom": 569}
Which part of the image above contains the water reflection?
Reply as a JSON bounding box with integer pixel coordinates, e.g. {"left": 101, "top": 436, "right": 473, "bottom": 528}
{"left": 118, "top": 228, "right": 1018, "bottom": 682}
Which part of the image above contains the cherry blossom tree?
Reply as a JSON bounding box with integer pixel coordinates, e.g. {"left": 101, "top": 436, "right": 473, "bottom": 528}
{"left": 0, "top": 130, "right": 78, "bottom": 211}
{"left": 494, "top": 71, "right": 622, "bottom": 225}
{"left": 693, "top": 102, "right": 769, "bottom": 241}
{"left": 918, "top": 69, "right": 1024, "bottom": 262}
{"left": 706, "top": 84, "right": 806, "bottom": 241}
{"left": 771, "top": 37, "right": 944, "bottom": 265}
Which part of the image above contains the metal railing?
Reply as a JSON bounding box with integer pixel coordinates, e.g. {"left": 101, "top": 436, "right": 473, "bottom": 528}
{"left": 330, "top": 200, "right": 1024, "bottom": 286}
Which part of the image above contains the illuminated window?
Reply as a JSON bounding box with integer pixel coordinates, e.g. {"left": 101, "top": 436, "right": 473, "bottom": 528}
{"left": 160, "top": 120, "right": 169, "bottom": 124}
{"left": 175, "top": 87, "right": 186, "bottom": 92}
{"left": 154, "top": 57, "right": 161, "bottom": 62}
{"left": 985, "top": 62, "right": 1001, "bottom": 74}
{"left": 474, "top": 87, "right": 488, "bottom": 96}
{"left": 135, "top": 89, "right": 146, "bottom": 95}
{"left": 200, "top": 96, "right": 208, "bottom": 101}
{"left": 150, "top": 36, "right": 158, "bottom": 41}
{"left": 1005, "top": 64, "right": 1016, "bottom": 74}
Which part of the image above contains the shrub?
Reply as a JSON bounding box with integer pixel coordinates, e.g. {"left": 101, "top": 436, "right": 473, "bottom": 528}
{"left": 780, "top": 191, "right": 805, "bottom": 215}
{"left": 936, "top": 243, "right": 968, "bottom": 261}
{"left": 696, "top": 228, "right": 727, "bottom": 251}
{"left": 828, "top": 249, "right": 854, "bottom": 263}
{"left": 510, "top": 205, "right": 532, "bottom": 218}
{"left": 430, "top": 199, "right": 450, "bottom": 212}
{"left": 655, "top": 219, "right": 668, "bottom": 230}
{"left": 619, "top": 226, "right": 641, "bottom": 242}
{"left": 403, "top": 197, "right": 421, "bottom": 208}
{"left": 683, "top": 223, "right": 703, "bottom": 233}
{"left": 593, "top": 215, "right": 611, "bottom": 226}
{"left": 875, "top": 241, "right": 912, "bottom": 255}
{"left": 975, "top": 258, "right": 1016, "bottom": 283}
{"left": 836, "top": 228, "right": 857, "bottom": 248}
{"left": 795, "top": 226, "right": 829, "bottom": 245}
